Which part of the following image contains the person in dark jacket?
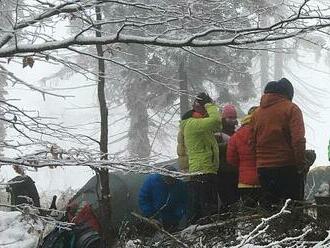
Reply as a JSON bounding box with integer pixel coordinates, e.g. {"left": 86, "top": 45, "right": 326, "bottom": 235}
{"left": 7, "top": 175, "right": 40, "bottom": 207}
{"left": 227, "top": 106, "right": 261, "bottom": 207}
{"left": 139, "top": 173, "right": 187, "bottom": 231}
{"left": 221, "top": 104, "right": 238, "bottom": 136}
{"left": 251, "top": 78, "right": 306, "bottom": 207}
{"left": 217, "top": 104, "right": 240, "bottom": 209}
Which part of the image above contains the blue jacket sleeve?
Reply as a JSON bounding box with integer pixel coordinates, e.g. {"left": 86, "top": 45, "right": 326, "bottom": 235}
{"left": 139, "top": 176, "right": 156, "bottom": 217}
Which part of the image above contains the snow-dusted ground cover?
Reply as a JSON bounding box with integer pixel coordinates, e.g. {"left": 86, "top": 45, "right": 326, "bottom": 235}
{"left": 119, "top": 200, "right": 330, "bottom": 248}
{"left": 0, "top": 210, "right": 43, "bottom": 248}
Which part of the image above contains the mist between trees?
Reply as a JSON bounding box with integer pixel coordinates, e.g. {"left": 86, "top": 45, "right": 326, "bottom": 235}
{"left": 1, "top": 0, "right": 330, "bottom": 246}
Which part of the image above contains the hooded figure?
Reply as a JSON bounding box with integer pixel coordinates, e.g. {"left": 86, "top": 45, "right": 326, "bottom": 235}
{"left": 251, "top": 78, "right": 306, "bottom": 206}
{"left": 139, "top": 171, "right": 187, "bottom": 232}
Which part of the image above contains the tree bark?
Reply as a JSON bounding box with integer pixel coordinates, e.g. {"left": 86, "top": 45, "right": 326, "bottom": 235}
{"left": 178, "top": 59, "right": 189, "bottom": 116}
{"left": 260, "top": 15, "right": 269, "bottom": 95}
{"left": 95, "top": 5, "right": 112, "bottom": 246}
{"left": 127, "top": 78, "right": 151, "bottom": 158}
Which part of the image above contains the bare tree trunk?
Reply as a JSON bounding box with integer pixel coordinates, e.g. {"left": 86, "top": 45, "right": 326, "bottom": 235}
{"left": 127, "top": 78, "right": 151, "bottom": 158}
{"left": 260, "top": 15, "right": 269, "bottom": 95}
{"left": 0, "top": 73, "right": 6, "bottom": 156}
{"left": 274, "top": 40, "right": 284, "bottom": 79}
{"left": 95, "top": 5, "right": 112, "bottom": 246}
{"left": 178, "top": 59, "right": 189, "bottom": 116}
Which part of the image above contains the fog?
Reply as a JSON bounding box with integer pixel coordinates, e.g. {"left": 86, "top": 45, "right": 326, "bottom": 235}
{"left": 0, "top": 45, "right": 329, "bottom": 194}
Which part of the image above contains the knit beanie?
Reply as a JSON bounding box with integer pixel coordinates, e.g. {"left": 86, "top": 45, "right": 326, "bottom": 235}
{"left": 222, "top": 104, "right": 237, "bottom": 118}
{"left": 264, "top": 78, "right": 294, "bottom": 101}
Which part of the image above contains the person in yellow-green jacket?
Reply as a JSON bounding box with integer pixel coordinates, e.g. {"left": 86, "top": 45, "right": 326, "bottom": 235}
{"left": 180, "top": 92, "right": 221, "bottom": 221}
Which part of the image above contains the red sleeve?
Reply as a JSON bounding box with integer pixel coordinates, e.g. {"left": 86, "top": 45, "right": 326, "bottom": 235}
{"left": 250, "top": 112, "right": 257, "bottom": 152}
{"left": 289, "top": 105, "right": 306, "bottom": 166}
{"left": 227, "top": 133, "right": 239, "bottom": 166}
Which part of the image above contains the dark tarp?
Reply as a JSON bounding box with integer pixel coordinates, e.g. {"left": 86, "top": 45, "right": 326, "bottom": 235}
{"left": 68, "top": 159, "right": 178, "bottom": 231}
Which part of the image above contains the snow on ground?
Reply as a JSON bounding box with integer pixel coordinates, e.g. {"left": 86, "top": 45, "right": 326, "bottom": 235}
{"left": 0, "top": 211, "right": 43, "bottom": 248}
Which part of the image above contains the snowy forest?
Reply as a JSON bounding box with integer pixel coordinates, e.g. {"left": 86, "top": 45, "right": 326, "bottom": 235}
{"left": 1, "top": 0, "right": 330, "bottom": 247}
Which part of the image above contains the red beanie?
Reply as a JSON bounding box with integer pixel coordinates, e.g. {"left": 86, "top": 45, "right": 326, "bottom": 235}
{"left": 222, "top": 104, "right": 237, "bottom": 118}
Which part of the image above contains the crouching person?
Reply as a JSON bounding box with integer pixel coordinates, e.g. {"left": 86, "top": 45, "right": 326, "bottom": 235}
{"left": 139, "top": 172, "right": 187, "bottom": 232}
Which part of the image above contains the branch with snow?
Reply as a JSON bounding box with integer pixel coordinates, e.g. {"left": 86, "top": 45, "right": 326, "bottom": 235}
{"left": 0, "top": 152, "right": 196, "bottom": 178}
{"left": 234, "top": 199, "right": 292, "bottom": 248}
{"left": 0, "top": 0, "right": 330, "bottom": 58}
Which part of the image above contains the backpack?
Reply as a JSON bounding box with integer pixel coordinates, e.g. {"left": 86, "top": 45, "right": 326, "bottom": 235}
{"left": 38, "top": 227, "right": 75, "bottom": 248}
{"left": 39, "top": 224, "right": 102, "bottom": 248}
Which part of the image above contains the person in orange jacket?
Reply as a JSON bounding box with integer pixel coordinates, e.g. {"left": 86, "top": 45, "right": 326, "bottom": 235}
{"left": 251, "top": 78, "right": 306, "bottom": 205}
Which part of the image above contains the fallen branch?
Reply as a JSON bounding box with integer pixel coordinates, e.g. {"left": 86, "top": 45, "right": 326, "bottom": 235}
{"left": 180, "top": 214, "right": 262, "bottom": 237}
{"left": 131, "top": 212, "right": 189, "bottom": 248}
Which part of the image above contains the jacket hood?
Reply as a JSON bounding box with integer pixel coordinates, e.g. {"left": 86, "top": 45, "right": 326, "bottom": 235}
{"left": 260, "top": 93, "right": 288, "bottom": 108}
{"left": 240, "top": 114, "right": 252, "bottom": 125}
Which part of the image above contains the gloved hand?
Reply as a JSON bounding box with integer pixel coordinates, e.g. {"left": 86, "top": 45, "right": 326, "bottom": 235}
{"left": 297, "top": 150, "right": 316, "bottom": 174}
{"left": 195, "top": 92, "right": 213, "bottom": 106}
{"left": 297, "top": 163, "right": 309, "bottom": 175}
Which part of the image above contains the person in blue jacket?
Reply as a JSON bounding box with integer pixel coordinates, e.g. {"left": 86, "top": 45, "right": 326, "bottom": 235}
{"left": 139, "top": 172, "right": 187, "bottom": 232}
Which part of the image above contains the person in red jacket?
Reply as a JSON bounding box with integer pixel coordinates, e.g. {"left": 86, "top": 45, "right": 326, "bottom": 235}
{"left": 227, "top": 106, "right": 261, "bottom": 207}
{"left": 251, "top": 78, "right": 306, "bottom": 207}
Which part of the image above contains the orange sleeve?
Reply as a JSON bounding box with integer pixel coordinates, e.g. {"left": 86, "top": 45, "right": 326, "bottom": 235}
{"left": 289, "top": 105, "right": 306, "bottom": 166}
{"left": 250, "top": 112, "right": 257, "bottom": 153}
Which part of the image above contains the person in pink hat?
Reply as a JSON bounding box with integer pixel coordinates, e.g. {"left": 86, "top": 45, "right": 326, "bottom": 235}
{"left": 216, "top": 103, "right": 240, "bottom": 210}
{"left": 221, "top": 104, "right": 238, "bottom": 136}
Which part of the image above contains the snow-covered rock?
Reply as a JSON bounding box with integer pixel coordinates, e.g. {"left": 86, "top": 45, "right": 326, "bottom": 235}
{"left": 316, "top": 182, "right": 330, "bottom": 197}
{"left": 0, "top": 211, "right": 42, "bottom": 248}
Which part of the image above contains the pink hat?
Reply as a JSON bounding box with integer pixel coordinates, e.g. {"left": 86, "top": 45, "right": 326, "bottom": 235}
{"left": 222, "top": 104, "right": 237, "bottom": 118}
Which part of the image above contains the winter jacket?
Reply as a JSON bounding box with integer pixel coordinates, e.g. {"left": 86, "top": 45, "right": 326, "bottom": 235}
{"left": 7, "top": 175, "right": 40, "bottom": 207}
{"left": 227, "top": 122, "right": 259, "bottom": 187}
{"left": 67, "top": 201, "right": 101, "bottom": 233}
{"left": 251, "top": 93, "right": 306, "bottom": 168}
{"left": 139, "top": 174, "right": 187, "bottom": 224}
{"left": 177, "top": 128, "right": 189, "bottom": 172}
{"left": 180, "top": 104, "right": 221, "bottom": 174}
{"left": 177, "top": 110, "right": 205, "bottom": 172}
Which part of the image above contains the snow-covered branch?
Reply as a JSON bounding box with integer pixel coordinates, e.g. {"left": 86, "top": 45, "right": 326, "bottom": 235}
{"left": 0, "top": 0, "right": 330, "bottom": 58}
{"left": 0, "top": 153, "right": 194, "bottom": 178}
{"left": 234, "top": 199, "right": 292, "bottom": 247}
